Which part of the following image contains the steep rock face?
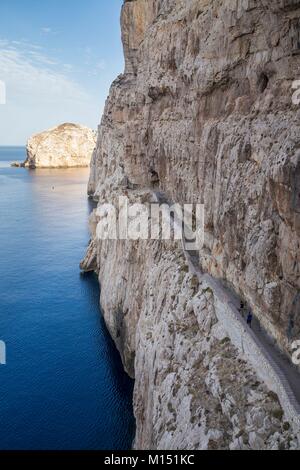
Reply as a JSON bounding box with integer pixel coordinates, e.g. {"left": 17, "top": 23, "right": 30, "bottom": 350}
{"left": 25, "top": 123, "right": 96, "bottom": 168}
{"left": 84, "top": 0, "right": 300, "bottom": 449}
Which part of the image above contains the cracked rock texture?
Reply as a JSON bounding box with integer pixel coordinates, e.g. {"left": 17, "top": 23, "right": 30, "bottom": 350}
{"left": 83, "top": 0, "right": 300, "bottom": 449}
{"left": 25, "top": 123, "right": 96, "bottom": 168}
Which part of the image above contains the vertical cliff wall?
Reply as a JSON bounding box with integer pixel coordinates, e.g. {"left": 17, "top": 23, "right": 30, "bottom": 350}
{"left": 83, "top": 0, "right": 300, "bottom": 449}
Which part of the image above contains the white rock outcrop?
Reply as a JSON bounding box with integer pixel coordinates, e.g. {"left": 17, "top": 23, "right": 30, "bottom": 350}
{"left": 25, "top": 123, "right": 96, "bottom": 168}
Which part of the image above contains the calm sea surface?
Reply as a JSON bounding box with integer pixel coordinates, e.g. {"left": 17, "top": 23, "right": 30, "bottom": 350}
{"left": 0, "top": 147, "right": 135, "bottom": 450}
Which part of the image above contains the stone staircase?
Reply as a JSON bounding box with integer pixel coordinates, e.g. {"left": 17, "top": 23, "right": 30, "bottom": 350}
{"left": 153, "top": 190, "right": 300, "bottom": 434}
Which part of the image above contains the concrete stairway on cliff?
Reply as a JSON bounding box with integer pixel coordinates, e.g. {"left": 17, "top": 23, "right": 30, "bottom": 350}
{"left": 153, "top": 190, "right": 300, "bottom": 434}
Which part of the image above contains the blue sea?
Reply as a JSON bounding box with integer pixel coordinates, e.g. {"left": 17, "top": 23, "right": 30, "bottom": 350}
{"left": 0, "top": 147, "right": 135, "bottom": 450}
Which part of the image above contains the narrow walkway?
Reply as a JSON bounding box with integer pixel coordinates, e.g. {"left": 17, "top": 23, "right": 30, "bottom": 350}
{"left": 153, "top": 191, "right": 300, "bottom": 415}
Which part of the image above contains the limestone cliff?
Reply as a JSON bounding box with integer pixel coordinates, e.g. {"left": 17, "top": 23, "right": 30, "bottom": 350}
{"left": 24, "top": 123, "right": 96, "bottom": 168}
{"left": 83, "top": 0, "right": 300, "bottom": 450}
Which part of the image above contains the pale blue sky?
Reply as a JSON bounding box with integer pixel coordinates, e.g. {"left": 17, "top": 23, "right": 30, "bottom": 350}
{"left": 0, "top": 0, "right": 124, "bottom": 145}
